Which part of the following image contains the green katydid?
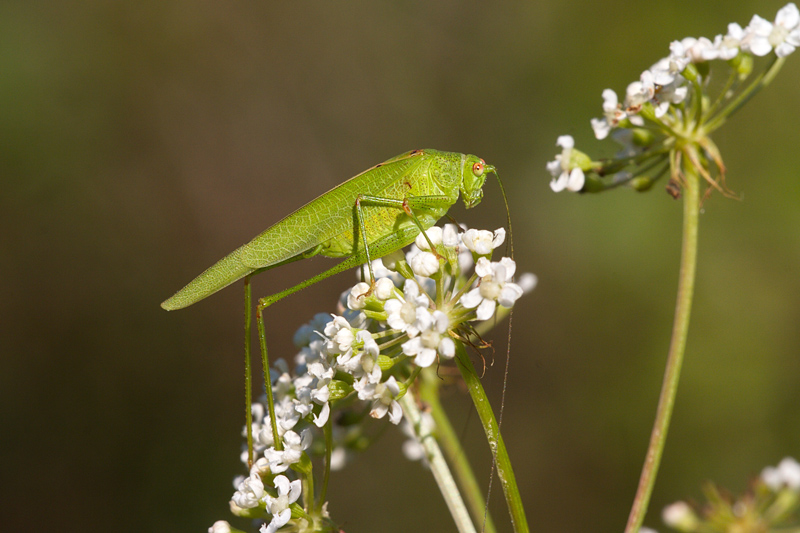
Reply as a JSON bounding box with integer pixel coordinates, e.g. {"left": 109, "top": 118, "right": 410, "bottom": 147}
{"left": 161, "top": 148, "right": 508, "bottom": 464}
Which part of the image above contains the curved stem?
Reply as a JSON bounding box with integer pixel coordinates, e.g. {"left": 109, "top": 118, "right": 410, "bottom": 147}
{"left": 625, "top": 149, "right": 700, "bottom": 532}
{"left": 399, "top": 394, "right": 477, "bottom": 533}
{"left": 455, "top": 342, "right": 529, "bottom": 533}
{"left": 418, "top": 368, "right": 498, "bottom": 533}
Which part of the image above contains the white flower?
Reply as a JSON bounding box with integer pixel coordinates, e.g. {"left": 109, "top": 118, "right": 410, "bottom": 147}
{"left": 337, "top": 329, "right": 380, "bottom": 380}
{"left": 547, "top": 135, "right": 585, "bottom": 192}
{"left": 401, "top": 310, "right": 454, "bottom": 367}
{"left": 460, "top": 257, "right": 524, "bottom": 320}
{"left": 400, "top": 412, "right": 435, "bottom": 464}
{"left": 625, "top": 71, "right": 655, "bottom": 111}
{"left": 208, "top": 521, "right": 232, "bottom": 533}
{"left": 263, "top": 429, "right": 312, "bottom": 473}
{"left": 347, "top": 282, "right": 371, "bottom": 310}
{"left": 410, "top": 251, "right": 440, "bottom": 277}
{"left": 591, "top": 89, "right": 626, "bottom": 140}
{"left": 292, "top": 359, "right": 334, "bottom": 427}
{"left": 373, "top": 277, "right": 396, "bottom": 300}
{"left": 262, "top": 475, "right": 302, "bottom": 533}
{"left": 415, "top": 226, "right": 443, "bottom": 251}
{"left": 462, "top": 228, "right": 505, "bottom": 256}
{"left": 323, "top": 315, "right": 355, "bottom": 356}
{"left": 442, "top": 224, "right": 460, "bottom": 247}
{"left": 713, "top": 23, "right": 745, "bottom": 60}
{"left": 231, "top": 472, "right": 265, "bottom": 509}
{"left": 518, "top": 272, "right": 538, "bottom": 293}
{"left": 772, "top": 2, "right": 800, "bottom": 57}
{"left": 678, "top": 36, "right": 719, "bottom": 63}
{"left": 384, "top": 280, "right": 432, "bottom": 338}
{"left": 762, "top": 456, "right": 800, "bottom": 490}
{"left": 355, "top": 375, "right": 403, "bottom": 424}
{"left": 662, "top": 501, "right": 699, "bottom": 530}
{"left": 744, "top": 4, "right": 800, "bottom": 58}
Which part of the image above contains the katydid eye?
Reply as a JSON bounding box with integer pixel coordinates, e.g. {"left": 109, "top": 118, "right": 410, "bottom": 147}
{"left": 472, "top": 160, "right": 485, "bottom": 176}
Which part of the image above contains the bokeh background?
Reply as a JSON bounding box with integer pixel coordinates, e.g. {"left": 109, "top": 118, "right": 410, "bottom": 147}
{"left": 3, "top": 1, "right": 798, "bottom": 531}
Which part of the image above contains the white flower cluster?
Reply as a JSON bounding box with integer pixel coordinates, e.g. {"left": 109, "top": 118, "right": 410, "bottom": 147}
{"left": 761, "top": 456, "right": 800, "bottom": 491}
{"left": 592, "top": 2, "right": 800, "bottom": 141}
{"left": 549, "top": 3, "right": 800, "bottom": 194}
{"left": 226, "top": 224, "right": 534, "bottom": 530}
{"left": 659, "top": 457, "right": 800, "bottom": 532}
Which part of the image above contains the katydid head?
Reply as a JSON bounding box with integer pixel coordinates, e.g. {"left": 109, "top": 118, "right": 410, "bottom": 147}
{"left": 460, "top": 154, "right": 495, "bottom": 209}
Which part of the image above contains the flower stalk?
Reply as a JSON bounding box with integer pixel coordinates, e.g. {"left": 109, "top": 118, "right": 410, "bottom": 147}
{"left": 625, "top": 149, "right": 700, "bottom": 533}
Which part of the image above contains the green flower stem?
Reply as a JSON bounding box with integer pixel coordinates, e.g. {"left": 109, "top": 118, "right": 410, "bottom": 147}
{"left": 418, "top": 367, "right": 498, "bottom": 533}
{"left": 398, "top": 393, "right": 477, "bottom": 533}
{"left": 455, "top": 341, "right": 529, "bottom": 533}
{"left": 704, "top": 56, "right": 784, "bottom": 132}
{"left": 316, "top": 418, "right": 332, "bottom": 513}
{"left": 625, "top": 149, "right": 700, "bottom": 533}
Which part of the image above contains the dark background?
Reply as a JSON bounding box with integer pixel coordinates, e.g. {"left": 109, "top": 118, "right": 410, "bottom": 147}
{"left": 2, "top": 1, "right": 799, "bottom": 531}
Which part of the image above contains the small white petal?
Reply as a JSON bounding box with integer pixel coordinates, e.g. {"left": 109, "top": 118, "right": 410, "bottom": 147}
{"left": 438, "top": 337, "right": 455, "bottom": 358}
{"left": 388, "top": 401, "right": 403, "bottom": 424}
{"left": 459, "top": 287, "right": 483, "bottom": 309}
{"left": 476, "top": 299, "right": 497, "bottom": 320}
{"left": 498, "top": 283, "right": 524, "bottom": 308}
{"left": 415, "top": 347, "right": 437, "bottom": 368}
{"left": 209, "top": 521, "right": 231, "bottom": 533}
{"left": 474, "top": 257, "right": 492, "bottom": 277}
{"left": 498, "top": 257, "right": 517, "bottom": 280}
{"left": 402, "top": 336, "right": 422, "bottom": 356}
{"left": 518, "top": 273, "right": 538, "bottom": 293}
{"left": 779, "top": 457, "right": 800, "bottom": 489}
{"left": 556, "top": 135, "right": 574, "bottom": 149}
{"left": 566, "top": 168, "right": 585, "bottom": 192}
{"left": 313, "top": 402, "right": 330, "bottom": 427}
{"left": 591, "top": 117, "right": 611, "bottom": 140}
{"left": 492, "top": 228, "right": 506, "bottom": 249}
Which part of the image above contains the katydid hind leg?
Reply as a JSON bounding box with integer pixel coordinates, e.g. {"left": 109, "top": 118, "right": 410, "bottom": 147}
{"left": 243, "top": 276, "right": 254, "bottom": 467}
{"left": 251, "top": 254, "right": 367, "bottom": 452}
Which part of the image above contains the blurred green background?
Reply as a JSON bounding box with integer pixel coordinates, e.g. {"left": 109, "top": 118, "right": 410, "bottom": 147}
{"left": 2, "top": 1, "right": 798, "bottom": 531}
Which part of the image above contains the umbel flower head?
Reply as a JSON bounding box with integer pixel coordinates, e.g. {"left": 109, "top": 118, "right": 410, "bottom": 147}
{"left": 217, "top": 224, "right": 534, "bottom": 533}
{"left": 548, "top": 3, "right": 800, "bottom": 198}
{"left": 660, "top": 457, "right": 800, "bottom": 532}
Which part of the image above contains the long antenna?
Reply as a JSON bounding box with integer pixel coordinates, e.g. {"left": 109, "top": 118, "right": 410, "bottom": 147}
{"left": 482, "top": 168, "right": 516, "bottom": 532}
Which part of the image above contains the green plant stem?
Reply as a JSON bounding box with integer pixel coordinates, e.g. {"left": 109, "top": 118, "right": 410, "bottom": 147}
{"left": 418, "top": 368, "right": 497, "bottom": 533}
{"left": 317, "top": 419, "right": 332, "bottom": 513}
{"left": 625, "top": 151, "right": 700, "bottom": 532}
{"left": 704, "top": 56, "right": 784, "bottom": 132}
{"left": 455, "top": 342, "right": 529, "bottom": 533}
{"left": 399, "top": 394, "right": 477, "bottom": 533}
